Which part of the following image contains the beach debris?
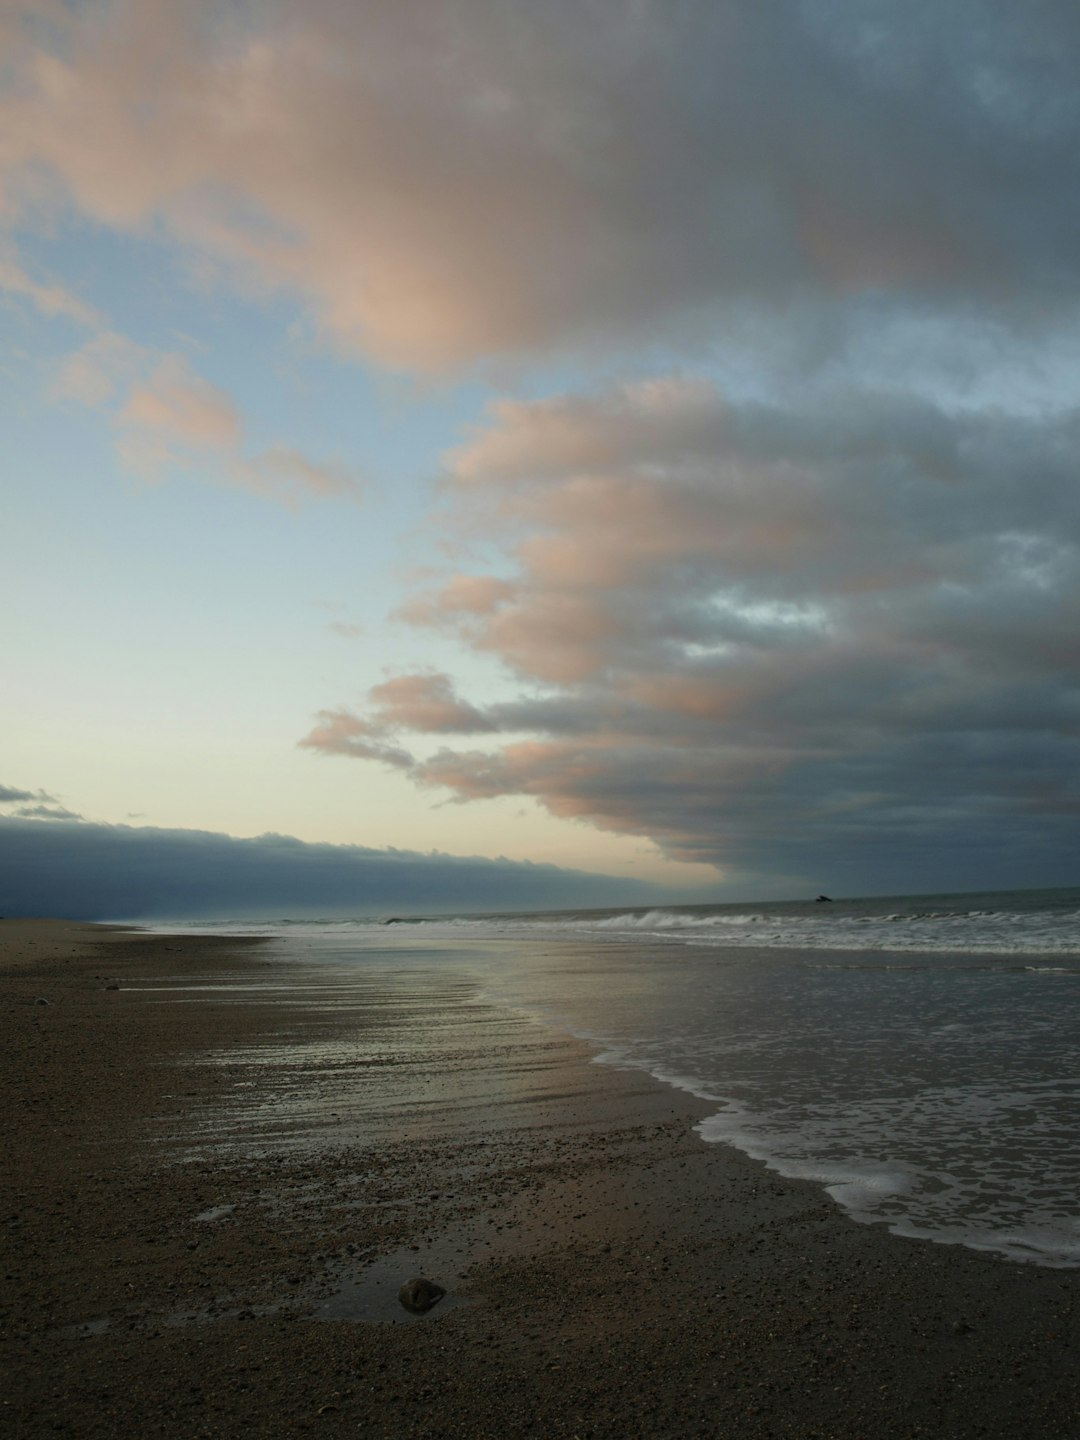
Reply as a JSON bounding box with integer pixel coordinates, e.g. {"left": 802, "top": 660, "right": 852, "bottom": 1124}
{"left": 34, "top": 997, "right": 50, "bottom": 1006}
{"left": 398, "top": 1276, "right": 445, "bottom": 1314}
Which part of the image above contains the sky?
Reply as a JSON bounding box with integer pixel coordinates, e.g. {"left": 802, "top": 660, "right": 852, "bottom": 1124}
{"left": 2, "top": 0, "right": 1079, "bottom": 915}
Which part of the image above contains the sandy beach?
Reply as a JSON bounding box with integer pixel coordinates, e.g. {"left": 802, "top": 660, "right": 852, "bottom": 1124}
{"left": 3, "top": 921, "right": 1078, "bottom": 1439}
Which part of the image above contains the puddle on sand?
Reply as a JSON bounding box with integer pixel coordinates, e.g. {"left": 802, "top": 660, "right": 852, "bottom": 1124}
{"left": 319, "top": 1242, "right": 474, "bottom": 1325}
{"left": 318, "top": 1197, "right": 545, "bottom": 1325}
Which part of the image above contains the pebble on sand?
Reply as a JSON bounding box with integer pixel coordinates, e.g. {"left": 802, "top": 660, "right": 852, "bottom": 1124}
{"left": 398, "top": 1277, "right": 446, "bottom": 1314}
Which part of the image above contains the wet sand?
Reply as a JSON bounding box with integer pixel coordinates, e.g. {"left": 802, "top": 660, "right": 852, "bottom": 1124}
{"left": 3, "top": 920, "right": 1078, "bottom": 1438}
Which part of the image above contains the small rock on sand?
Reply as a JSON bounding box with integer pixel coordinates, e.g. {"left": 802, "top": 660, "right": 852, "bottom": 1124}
{"left": 398, "top": 1277, "right": 446, "bottom": 1314}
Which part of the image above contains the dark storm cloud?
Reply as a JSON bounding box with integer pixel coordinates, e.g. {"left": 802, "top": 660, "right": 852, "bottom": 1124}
{"left": 0, "top": 818, "right": 663, "bottom": 921}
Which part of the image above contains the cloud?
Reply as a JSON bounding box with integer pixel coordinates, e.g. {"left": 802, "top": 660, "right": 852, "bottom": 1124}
{"left": 0, "top": 783, "right": 60, "bottom": 806}
{"left": 302, "top": 380, "right": 1080, "bottom": 893}
{"left": 13, "top": 803, "right": 83, "bottom": 821}
{"left": 365, "top": 673, "right": 495, "bottom": 735}
{"left": 0, "top": 784, "right": 81, "bottom": 822}
{"left": 0, "top": 244, "right": 100, "bottom": 325}
{"left": 299, "top": 710, "right": 416, "bottom": 771}
{"left": 55, "top": 335, "right": 362, "bottom": 505}
{"left": 4, "top": 2, "right": 1080, "bottom": 369}
{"left": 0, "top": 817, "right": 665, "bottom": 920}
{"left": 228, "top": 445, "right": 360, "bottom": 506}
{"left": 0, "top": 783, "right": 57, "bottom": 804}
{"left": 7, "top": 3, "right": 1079, "bottom": 895}
{"left": 119, "top": 354, "right": 241, "bottom": 451}
{"left": 51, "top": 330, "right": 145, "bottom": 406}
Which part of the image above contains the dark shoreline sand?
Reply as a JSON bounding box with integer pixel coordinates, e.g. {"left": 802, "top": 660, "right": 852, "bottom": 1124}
{"left": 3, "top": 921, "right": 1078, "bottom": 1438}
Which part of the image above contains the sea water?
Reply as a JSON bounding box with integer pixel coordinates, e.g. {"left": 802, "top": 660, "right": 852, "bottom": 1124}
{"left": 156, "top": 887, "right": 1080, "bottom": 1268}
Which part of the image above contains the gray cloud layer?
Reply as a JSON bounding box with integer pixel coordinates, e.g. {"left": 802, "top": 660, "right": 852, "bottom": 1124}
{"left": 0, "top": 818, "right": 662, "bottom": 920}
{"left": 5, "top": 2, "right": 1080, "bottom": 367}
{"left": 303, "top": 382, "right": 1080, "bottom": 893}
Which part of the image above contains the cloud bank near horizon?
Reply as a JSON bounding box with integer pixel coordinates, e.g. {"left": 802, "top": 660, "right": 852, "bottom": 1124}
{"left": 0, "top": 817, "right": 666, "bottom": 921}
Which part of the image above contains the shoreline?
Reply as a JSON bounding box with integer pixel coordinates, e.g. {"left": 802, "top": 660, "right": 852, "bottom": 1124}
{"left": 3, "top": 920, "right": 1078, "bottom": 1438}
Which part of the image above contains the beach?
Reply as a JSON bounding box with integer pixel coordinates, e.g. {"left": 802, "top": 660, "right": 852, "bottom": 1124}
{"left": 3, "top": 920, "right": 1079, "bottom": 1439}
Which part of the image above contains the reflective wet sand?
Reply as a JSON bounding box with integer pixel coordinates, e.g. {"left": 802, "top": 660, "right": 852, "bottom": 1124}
{"left": 4, "top": 921, "right": 1079, "bottom": 1438}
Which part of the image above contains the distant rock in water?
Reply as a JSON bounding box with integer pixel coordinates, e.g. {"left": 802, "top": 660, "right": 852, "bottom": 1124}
{"left": 398, "top": 1277, "right": 445, "bottom": 1314}
{"left": 815, "top": 894, "right": 833, "bottom": 902}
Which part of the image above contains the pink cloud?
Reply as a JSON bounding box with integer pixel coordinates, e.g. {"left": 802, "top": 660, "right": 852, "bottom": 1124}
{"left": 229, "top": 445, "right": 360, "bottom": 506}
{"left": 6, "top": 3, "right": 1078, "bottom": 371}
{"left": 367, "top": 673, "right": 494, "bottom": 734}
{"left": 119, "top": 355, "right": 241, "bottom": 452}
{"left": 53, "top": 333, "right": 362, "bottom": 505}
{"left": 302, "top": 380, "right": 1080, "bottom": 879}
{"left": 298, "top": 710, "right": 414, "bottom": 770}
{"left": 406, "top": 380, "right": 846, "bottom": 684}
{"left": 51, "top": 330, "right": 145, "bottom": 405}
{"left": 299, "top": 673, "right": 496, "bottom": 773}
{"left": 474, "top": 593, "right": 621, "bottom": 684}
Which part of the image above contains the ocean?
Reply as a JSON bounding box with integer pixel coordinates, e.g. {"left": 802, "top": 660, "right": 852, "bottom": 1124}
{"left": 154, "top": 886, "right": 1080, "bottom": 1268}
